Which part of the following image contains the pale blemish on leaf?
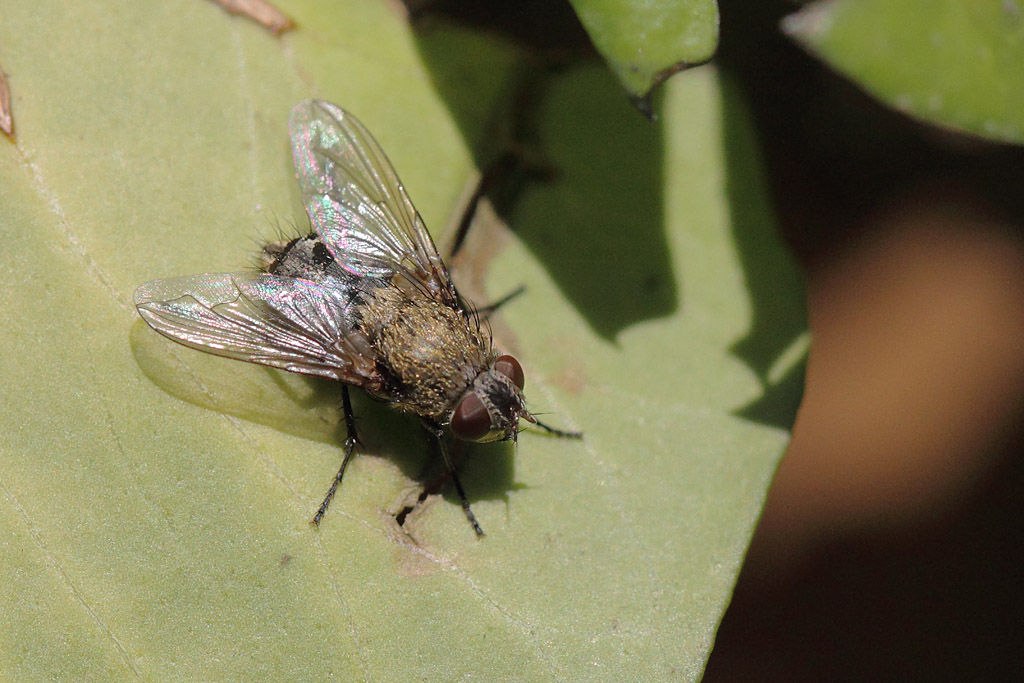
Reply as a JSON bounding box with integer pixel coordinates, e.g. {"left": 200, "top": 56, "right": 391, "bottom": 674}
{"left": 0, "top": 59, "right": 11, "bottom": 137}
{"left": 211, "top": 0, "right": 294, "bottom": 34}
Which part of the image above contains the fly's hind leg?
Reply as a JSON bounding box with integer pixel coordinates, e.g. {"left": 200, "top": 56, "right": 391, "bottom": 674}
{"left": 312, "top": 385, "right": 361, "bottom": 527}
{"left": 448, "top": 161, "right": 528, "bottom": 322}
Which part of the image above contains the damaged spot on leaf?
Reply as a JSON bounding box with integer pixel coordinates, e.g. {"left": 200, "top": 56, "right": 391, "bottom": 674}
{"left": 210, "top": 0, "right": 295, "bottom": 35}
{"left": 0, "top": 61, "right": 12, "bottom": 138}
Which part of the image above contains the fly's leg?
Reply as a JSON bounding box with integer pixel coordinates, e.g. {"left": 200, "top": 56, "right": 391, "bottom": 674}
{"left": 447, "top": 152, "right": 519, "bottom": 262}
{"left": 447, "top": 150, "right": 556, "bottom": 261}
{"left": 312, "top": 385, "right": 360, "bottom": 526}
{"left": 524, "top": 413, "right": 583, "bottom": 440}
{"left": 449, "top": 156, "right": 526, "bottom": 323}
{"left": 476, "top": 284, "right": 526, "bottom": 320}
{"left": 450, "top": 470, "right": 484, "bottom": 537}
{"left": 447, "top": 76, "right": 551, "bottom": 317}
{"left": 435, "top": 428, "right": 485, "bottom": 537}
{"left": 447, "top": 145, "right": 554, "bottom": 261}
{"left": 393, "top": 447, "right": 450, "bottom": 530}
{"left": 532, "top": 418, "right": 583, "bottom": 439}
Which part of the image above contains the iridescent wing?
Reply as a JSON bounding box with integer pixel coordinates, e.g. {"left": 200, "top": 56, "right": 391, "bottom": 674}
{"left": 289, "top": 100, "right": 457, "bottom": 303}
{"left": 134, "top": 273, "right": 380, "bottom": 386}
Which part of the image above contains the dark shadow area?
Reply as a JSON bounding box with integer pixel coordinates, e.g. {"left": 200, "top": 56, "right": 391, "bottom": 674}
{"left": 705, "top": 0, "right": 1024, "bottom": 679}
{"left": 718, "top": 73, "right": 808, "bottom": 429}
{"left": 410, "top": 9, "right": 677, "bottom": 340}
{"left": 506, "top": 65, "right": 674, "bottom": 340}
{"left": 715, "top": 0, "right": 1024, "bottom": 265}
{"left": 704, "top": 433, "right": 1024, "bottom": 683}
{"left": 717, "top": 0, "right": 1024, "bottom": 427}
{"left": 733, "top": 355, "right": 805, "bottom": 430}
{"left": 405, "top": 0, "right": 592, "bottom": 56}
{"left": 129, "top": 320, "right": 516, "bottom": 510}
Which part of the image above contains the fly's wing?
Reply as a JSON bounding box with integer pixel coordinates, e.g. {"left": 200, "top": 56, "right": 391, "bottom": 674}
{"left": 134, "top": 273, "right": 379, "bottom": 386}
{"left": 289, "top": 100, "right": 458, "bottom": 304}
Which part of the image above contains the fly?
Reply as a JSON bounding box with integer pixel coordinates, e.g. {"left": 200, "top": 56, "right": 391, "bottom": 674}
{"left": 134, "top": 100, "right": 580, "bottom": 536}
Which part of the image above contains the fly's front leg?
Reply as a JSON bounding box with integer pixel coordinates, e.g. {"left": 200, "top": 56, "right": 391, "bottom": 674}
{"left": 530, "top": 418, "right": 583, "bottom": 440}
{"left": 312, "top": 385, "right": 361, "bottom": 527}
{"left": 522, "top": 410, "right": 583, "bottom": 440}
{"left": 434, "top": 427, "right": 484, "bottom": 537}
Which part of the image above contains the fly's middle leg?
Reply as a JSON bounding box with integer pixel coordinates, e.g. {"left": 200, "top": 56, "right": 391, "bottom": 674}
{"left": 476, "top": 284, "right": 526, "bottom": 320}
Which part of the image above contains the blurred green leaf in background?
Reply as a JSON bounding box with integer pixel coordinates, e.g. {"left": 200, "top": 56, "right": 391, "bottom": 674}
{"left": 785, "top": 0, "right": 1024, "bottom": 144}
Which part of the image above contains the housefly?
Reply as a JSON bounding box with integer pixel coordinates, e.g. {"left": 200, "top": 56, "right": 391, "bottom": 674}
{"left": 134, "top": 100, "right": 579, "bottom": 536}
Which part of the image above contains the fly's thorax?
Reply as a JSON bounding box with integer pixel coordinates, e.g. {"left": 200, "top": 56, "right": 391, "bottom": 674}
{"left": 358, "top": 283, "right": 494, "bottom": 419}
{"left": 451, "top": 355, "right": 527, "bottom": 443}
{"left": 261, "top": 233, "right": 345, "bottom": 283}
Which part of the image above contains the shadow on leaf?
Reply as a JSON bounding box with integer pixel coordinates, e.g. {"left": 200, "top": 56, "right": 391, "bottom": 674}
{"left": 719, "top": 73, "right": 808, "bottom": 430}
{"left": 414, "top": 27, "right": 679, "bottom": 340}
{"left": 129, "top": 320, "right": 517, "bottom": 509}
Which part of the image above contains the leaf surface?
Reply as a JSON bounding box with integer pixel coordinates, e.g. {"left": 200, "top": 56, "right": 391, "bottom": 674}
{"left": 0, "top": 0, "right": 802, "bottom": 678}
{"left": 569, "top": 0, "right": 719, "bottom": 104}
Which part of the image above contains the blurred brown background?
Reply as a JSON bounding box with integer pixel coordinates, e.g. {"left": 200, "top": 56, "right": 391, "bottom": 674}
{"left": 704, "top": 1, "right": 1024, "bottom": 680}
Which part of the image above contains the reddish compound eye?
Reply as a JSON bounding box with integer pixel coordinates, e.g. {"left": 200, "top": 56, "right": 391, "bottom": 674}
{"left": 452, "top": 392, "right": 492, "bottom": 441}
{"left": 493, "top": 355, "right": 524, "bottom": 390}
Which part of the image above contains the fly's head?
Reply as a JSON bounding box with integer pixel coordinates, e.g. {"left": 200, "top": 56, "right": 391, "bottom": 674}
{"left": 450, "top": 355, "right": 536, "bottom": 443}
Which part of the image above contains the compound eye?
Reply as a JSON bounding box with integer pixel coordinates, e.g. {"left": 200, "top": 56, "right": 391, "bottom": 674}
{"left": 494, "top": 355, "right": 524, "bottom": 390}
{"left": 452, "top": 392, "right": 492, "bottom": 442}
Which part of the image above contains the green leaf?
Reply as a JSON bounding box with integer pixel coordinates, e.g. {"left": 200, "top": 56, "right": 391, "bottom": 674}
{"left": 568, "top": 0, "right": 720, "bottom": 107}
{"left": 784, "top": 0, "right": 1024, "bottom": 144}
{"left": 0, "top": 0, "right": 801, "bottom": 678}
